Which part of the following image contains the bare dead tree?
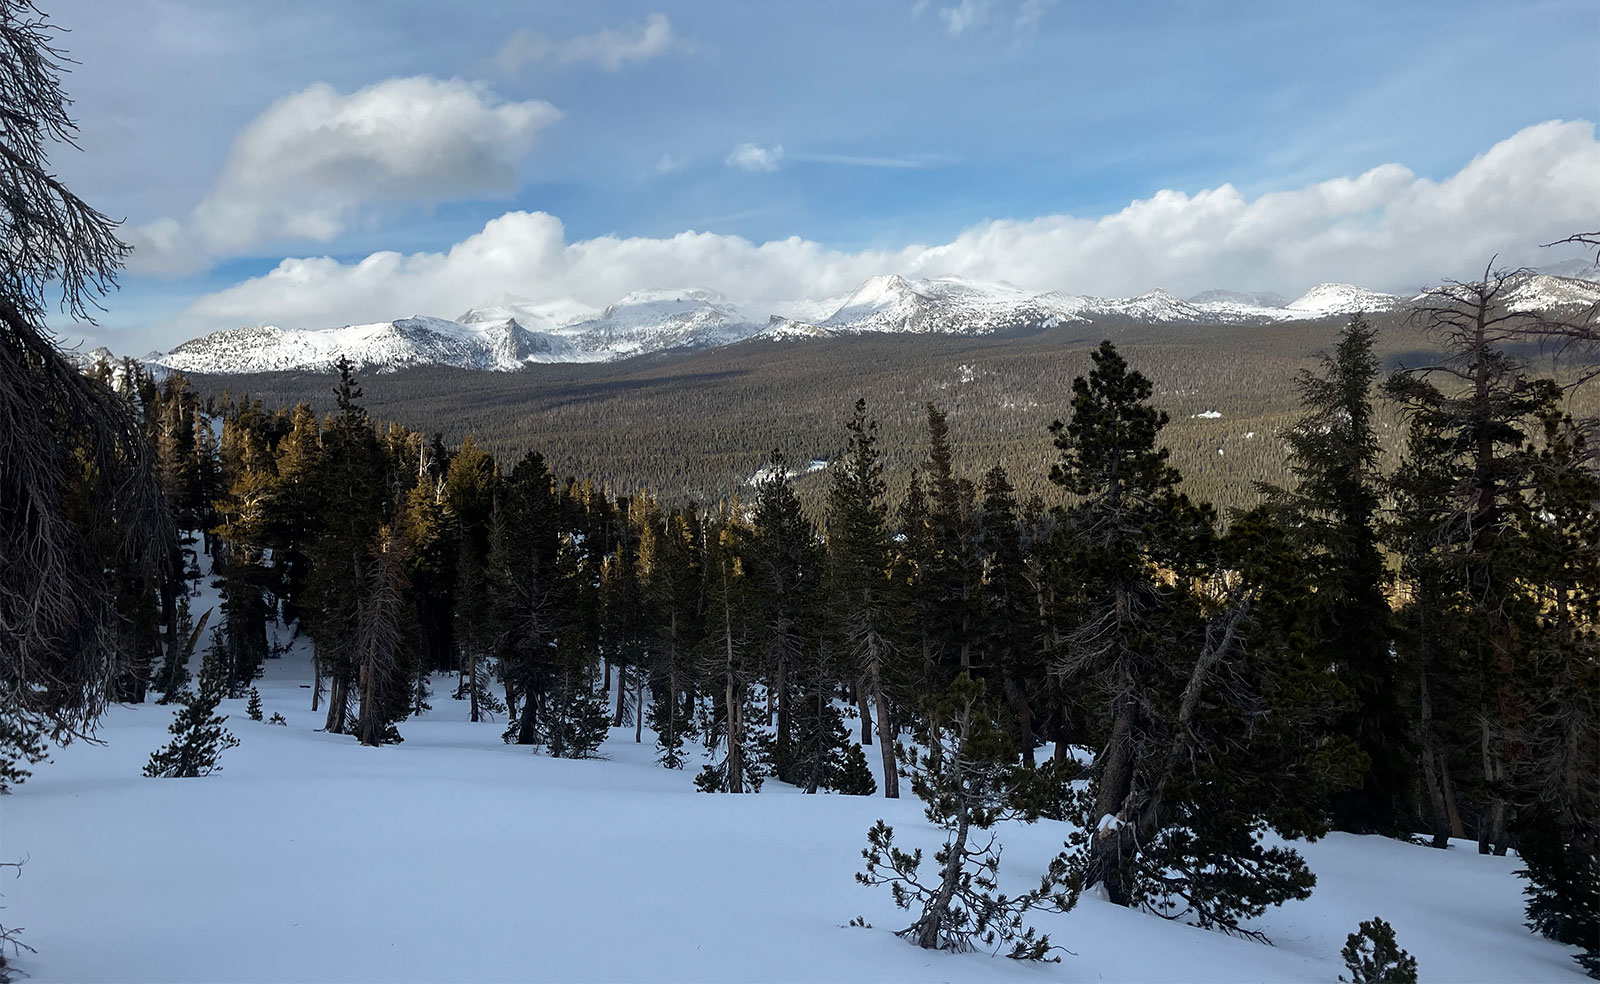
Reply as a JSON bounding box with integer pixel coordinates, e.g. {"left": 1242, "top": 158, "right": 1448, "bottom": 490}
{"left": 1, "top": 1, "right": 170, "bottom": 756}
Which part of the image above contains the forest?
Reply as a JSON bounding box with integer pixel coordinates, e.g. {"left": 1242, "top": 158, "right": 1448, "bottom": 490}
{"left": 2, "top": 1, "right": 1598, "bottom": 978}
{"left": 17, "top": 276, "right": 1598, "bottom": 975}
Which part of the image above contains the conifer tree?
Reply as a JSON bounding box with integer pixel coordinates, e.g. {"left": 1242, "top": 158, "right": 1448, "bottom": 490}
{"left": 354, "top": 527, "right": 413, "bottom": 747}
{"left": 695, "top": 512, "right": 767, "bottom": 793}
{"left": 1265, "top": 315, "right": 1409, "bottom": 834}
{"left": 643, "top": 508, "right": 702, "bottom": 768}
{"left": 827, "top": 399, "right": 902, "bottom": 797}
{"left": 305, "top": 358, "right": 386, "bottom": 733}
{"left": 1050, "top": 342, "right": 1358, "bottom": 931}
{"left": 748, "top": 451, "right": 822, "bottom": 779}
{"left": 143, "top": 630, "right": 239, "bottom": 778}
{"left": 858, "top": 674, "right": 1076, "bottom": 958}
{"left": 1339, "top": 917, "right": 1418, "bottom": 984}
{"left": 1384, "top": 268, "right": 1580, "bottom": 855}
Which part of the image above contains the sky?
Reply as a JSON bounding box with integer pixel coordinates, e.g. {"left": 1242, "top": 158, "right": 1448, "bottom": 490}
{"left": 36, "top": 0, "right": 1600, "bottom": 352}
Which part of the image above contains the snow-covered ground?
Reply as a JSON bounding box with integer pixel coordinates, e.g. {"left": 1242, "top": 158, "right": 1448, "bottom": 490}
{"left": 3, "top": 563, "right": 1587, "bottom": 982}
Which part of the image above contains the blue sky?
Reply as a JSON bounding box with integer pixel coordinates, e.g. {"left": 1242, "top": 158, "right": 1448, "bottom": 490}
{"left": 43, "top": 0, "right": 1600, "bottom": 350}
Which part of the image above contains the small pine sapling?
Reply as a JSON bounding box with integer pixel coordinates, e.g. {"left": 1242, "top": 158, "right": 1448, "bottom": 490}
{"left": 267, "top": 712, "right": 288, "bottom": 726}
{"left": 246, "top": 687, "right": 263, "bottom": 721}
{"left": 836, "top": 742, "right": 878, "bottom": 796}
{"left": 142, "top": 634, "right": 240, "bottom": 778}
{"left": 1339, "top": 917, "right": 1418, "bottom": 984}
{"left": 856, "top": 674, "right": 1078, "bottom": 959}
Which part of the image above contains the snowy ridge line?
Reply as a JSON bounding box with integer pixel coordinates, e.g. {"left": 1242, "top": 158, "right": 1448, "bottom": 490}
{"left": 139, "top": 268, "right": 1600, "bottom": 375}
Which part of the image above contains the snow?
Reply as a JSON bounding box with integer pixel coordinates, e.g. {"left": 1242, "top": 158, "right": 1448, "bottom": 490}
{"left": 1192, "top": 410, "right": 1223, "bottom": 419}
{"left": 1284, "top": 283, "right": 1405, "bottom": 318}
{"left": 135, "top": 269, "right": 1595, "bottom": 374}
{"left": 4, "top": 567, "right": 1587, "bottom": 983}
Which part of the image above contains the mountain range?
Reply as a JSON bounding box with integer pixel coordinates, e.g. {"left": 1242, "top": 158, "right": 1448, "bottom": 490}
{"left": 142, "top": 267, "right": 1600, "bottom": 375}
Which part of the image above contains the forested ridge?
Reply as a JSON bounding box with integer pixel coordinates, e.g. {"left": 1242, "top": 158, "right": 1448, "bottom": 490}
{"left": 182, "top": 311, "right": 1486, "bottom": 514}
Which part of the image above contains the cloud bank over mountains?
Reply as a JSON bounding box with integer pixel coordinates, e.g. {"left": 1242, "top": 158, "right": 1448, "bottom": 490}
{"left": 168, "top": 119, "right": 1600, "bottom": 337}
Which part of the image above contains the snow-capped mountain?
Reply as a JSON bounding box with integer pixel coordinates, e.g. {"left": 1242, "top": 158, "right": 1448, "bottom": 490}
{"left": 154, "top": 315, "right": 563, "bottom": 374}
{"left": 1504, "top": 273, "right": 1600, "bottom": 312}
{"left": 554, "top": 288, "right": 761, "bottom": 359}
{"left": 766, "top": 275, "right": 1084, "bottom": 337}
{"left": 1283, "top": 283, "right": 1406, "bottom": 318}
{"left": 143, "top": 268, "right": 1595, "bottom": 374}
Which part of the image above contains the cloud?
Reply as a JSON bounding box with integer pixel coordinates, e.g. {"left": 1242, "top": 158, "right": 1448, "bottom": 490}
{"left": 493, "top": 13, "right": 684, "bottom": 74}
{"left": 168, "top": 120, "right": 1600, "bottom": 338}
{"left": 726, "top": 143, "right": 784, "bottom": 173}
{"left": 127, "top": 77, "right": 558, "bottom": 274}
{"left": 1014, "top": 0, "right": 1058, "bottom": 30}
{"left": 939, "top": 0, "right": 988, "bottom": 36}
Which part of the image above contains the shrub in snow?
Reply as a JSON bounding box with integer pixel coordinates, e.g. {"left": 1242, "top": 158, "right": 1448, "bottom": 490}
{"left": 142, "top": 637, "right": 239, "bottom": 779}
{"left": 246, "top": 687, "right": 263, "bottom": 721}
{"left": 856, "top": 674, "right": 1078, "bottom": 959}
{"left": 1339, "top": 917, "right": 1418, "bottom": 984}
{"left": 267, "top": 713, "right": 288, "bottom": 726}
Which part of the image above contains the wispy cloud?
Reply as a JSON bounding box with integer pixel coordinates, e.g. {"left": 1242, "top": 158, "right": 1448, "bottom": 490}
{"left": 493, "top": 13, "right": 688, "bottom": 74}
{"left": 1014, "top": 0, "right": 1058, "bottom": 30}
{"left": 939, "top": 0, "right": 988, "bottom": 36}
{"left": 726, "top": 142, "right": 784, "bottom": 173}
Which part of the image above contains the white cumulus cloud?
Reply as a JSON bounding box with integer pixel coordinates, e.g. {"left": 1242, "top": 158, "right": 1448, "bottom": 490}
{"left": 493, "top": 13, "right": 685, "bottom": 74}
{"left": 167, "top": 120, "right": 1600, "bottom": 339}
{"left": 726, "top": 143, "right": 784, "bottom": 173}
{"left": 127, "top": 76, "right": 559, "bottom": 274}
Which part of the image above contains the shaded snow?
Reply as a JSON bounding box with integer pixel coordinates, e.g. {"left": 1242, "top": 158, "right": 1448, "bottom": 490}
{"left": 4, "top": 619, "right": 1588, "bottom": 982}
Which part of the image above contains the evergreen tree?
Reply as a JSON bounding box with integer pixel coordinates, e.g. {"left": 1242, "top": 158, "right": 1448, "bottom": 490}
{"left": 246, "top": 687, "right": 262, "bottom": 722}
{"left": 827, "top": 398, "right": 902, "bottom": 798}
{"left": 748, "top": 451, "right": 822, "bottom": 781}
{"left": 1385, "top": 268, "right": 1570, "bottom": 854}
{"left": 143, "top": 631, "right": 239, "bottom": 778}
{"left": 354, "top": 527, "right": 413, "bottom": 746}
{"left": 1339, "top": 917, "right": 1419, "bottom": 984}
{"left": 1051, "top": 342, "right": 1359, "bottom": 932}
{"left": 1265, "top": 314, "right": 1409, "bottom": 834}
{"left": 857, "top": 674, "right": 1076, "bottom": 958}
{"left": 305, "top": 358, "right": 386, "bottom": 733}
{"left": 694, "top": 512, "right": 767, "bottom": 793}
{"left": 642, "top": 508, "right": 702, "bottom": 768}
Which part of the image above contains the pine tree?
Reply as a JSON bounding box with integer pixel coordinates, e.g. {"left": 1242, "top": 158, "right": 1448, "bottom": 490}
{"left": 975, "top": 465, "right": 1041, "bottom": 766}
{"left": 143, "top": 631, "right": 239, "bottom": 778}
{"left": 857, "top": 674, "right": 1076, "bottom": 958}
{"left": 695, "top": 512, "right": 766, "bottom": 793}
{"left": 1385, "top": 268, "right": 1570, "bottom": 854}
{"left": 748, "top": 451, "right": 822, "bottom": 781}
{"left": 642, "top": 508, "right": 702, "bottom": 768}
{"left": 354, "top": 527, "right": 413, "bottom": 747}
{"left": 305, "top": 358, "right": 386, "bottom": 733}
{"left": 246, "top": 687, "right": 262, "bottom": 721}
{"left": 1512, "top": 410, "right": 1600, "bottom": 978}
{"left": 1051, "top": 342, "right": 1358, "bottom": 932}
{"left": 1265, "top": 314, "right": 1409, "bottom": 834}
{"left": 827, "top": 398, "right": 902, "bottom": 798}
{"left": 1339, "top": 917, "right": 1418, "bottom": 984}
